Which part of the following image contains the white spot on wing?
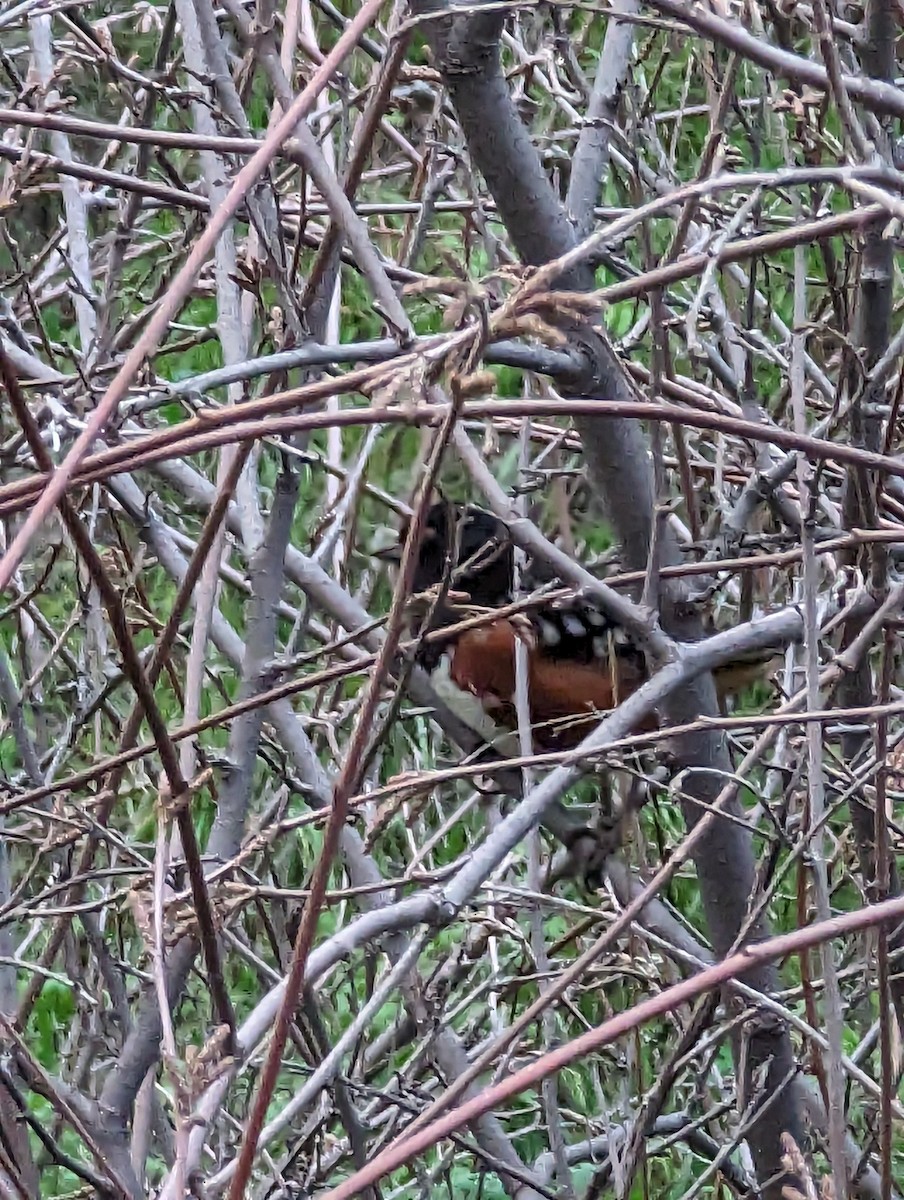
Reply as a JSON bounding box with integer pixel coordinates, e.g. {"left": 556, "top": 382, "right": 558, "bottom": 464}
{"left": 538, "top": 618, "right": 561, "bottom": 647}
{"left": 561, "top": 614, "right": 587, "bottom": 639}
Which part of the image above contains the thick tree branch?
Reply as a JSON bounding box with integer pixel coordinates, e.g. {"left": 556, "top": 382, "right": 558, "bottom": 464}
{"left": 408, "top": 2, "right": 807, "bottom": 1189}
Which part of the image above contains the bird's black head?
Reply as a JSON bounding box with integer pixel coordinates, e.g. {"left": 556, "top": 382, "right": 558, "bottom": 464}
{"left": 378, "top": 501, "right": 514, "bottom": 607}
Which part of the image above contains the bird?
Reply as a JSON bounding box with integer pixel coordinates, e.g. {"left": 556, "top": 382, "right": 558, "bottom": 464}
{"left": 375, "top": 500, "right": 659, "bottom": 752}
{"left": 376, "top": 500, "right": 779, "bottom": 754}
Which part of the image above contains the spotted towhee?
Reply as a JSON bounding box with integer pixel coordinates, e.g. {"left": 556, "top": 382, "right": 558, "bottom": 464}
{"left": 376, "top": 501, "right": 776, "bottom": 753}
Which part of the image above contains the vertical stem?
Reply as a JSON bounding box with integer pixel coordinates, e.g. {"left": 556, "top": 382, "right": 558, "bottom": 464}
{"left": 791, "top": 243, "right": 848, "bottom": 1200}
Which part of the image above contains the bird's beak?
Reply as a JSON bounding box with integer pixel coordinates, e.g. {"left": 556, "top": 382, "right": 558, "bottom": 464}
{"left": 372, "top": 527, "right": 403, "bottom": 563}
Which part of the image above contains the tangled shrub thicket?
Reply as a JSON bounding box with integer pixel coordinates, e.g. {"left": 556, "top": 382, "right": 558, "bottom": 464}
{"left": 0, "top": 0, "right": 901, "bottom": 1196}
